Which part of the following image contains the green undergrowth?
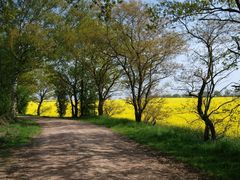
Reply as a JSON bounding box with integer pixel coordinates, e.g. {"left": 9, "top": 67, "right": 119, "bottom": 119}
{"left": 0, "top": 119, "right": 41, "bottom": 157}
{"left": 81, "top": 116, "right": 240, "bottom": 179}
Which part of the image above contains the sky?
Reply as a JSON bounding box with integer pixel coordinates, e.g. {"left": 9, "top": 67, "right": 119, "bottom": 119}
{"left": 143, "top": 0, "right": 157, "bottom": 3}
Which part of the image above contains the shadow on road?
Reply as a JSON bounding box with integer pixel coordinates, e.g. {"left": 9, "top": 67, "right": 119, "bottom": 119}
{"left": 0, "top": 117, "right": 202, "bottom": 179}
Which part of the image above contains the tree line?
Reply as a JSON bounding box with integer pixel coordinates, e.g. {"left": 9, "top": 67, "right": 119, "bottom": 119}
{"left": 0, "top": 0, "right": 239, "bottom": 141}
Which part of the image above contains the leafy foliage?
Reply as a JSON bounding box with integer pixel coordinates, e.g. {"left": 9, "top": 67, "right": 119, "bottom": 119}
{"left": 0, "top": 119, "right": 41, "bottom": 154}
{"left": 103, "top": 100, "right": 125, "bottom": 116}
{"left": 16, "top": 86, "right": 31, "bottom": 114}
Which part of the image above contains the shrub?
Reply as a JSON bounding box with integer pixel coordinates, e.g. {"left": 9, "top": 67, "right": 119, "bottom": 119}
{"left": 103, "top": 100, "right": 125, "bottom": 116}
{"left": 143, "top": 98, "right": 170, "bottom": 125}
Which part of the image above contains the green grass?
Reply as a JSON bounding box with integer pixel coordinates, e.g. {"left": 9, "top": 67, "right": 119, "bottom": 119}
{"left": 0, "top": 119, "right": 41, "bottom": 156}
{"left": 81, "top": 116, "right": 240, "bottom": 179}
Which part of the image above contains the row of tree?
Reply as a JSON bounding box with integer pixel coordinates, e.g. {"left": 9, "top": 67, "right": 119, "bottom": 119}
{"left": 0, "top": 0, "right": 183, "bottom": 120}
{"left": 0, "top": 0, "right": 240, "bottom": 141}
{"left": 161, "top": 89, "right": 239, "bottom": 97}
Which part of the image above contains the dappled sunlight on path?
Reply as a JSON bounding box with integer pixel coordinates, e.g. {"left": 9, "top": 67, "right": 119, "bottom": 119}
{"left": 0, "top": 117, "right": 203, "bottom": 179}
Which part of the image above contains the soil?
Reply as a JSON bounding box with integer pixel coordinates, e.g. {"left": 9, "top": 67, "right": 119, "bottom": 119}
{"left": 0, "top": 117, "right": 205, "bottom": 180}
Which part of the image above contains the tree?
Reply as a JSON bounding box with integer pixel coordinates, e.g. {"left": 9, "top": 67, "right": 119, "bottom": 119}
{"left": 0, "top": 49, "right": 14, "bottom": 122}
{"left": 91, "top": 0, "right": 123, "bottom": 21}
{"left": 234, "top": 83, "right": 240, "bottom": 93}
{"left": 55, "top": 89, "right": 68, "bottom": 118}
{"left": 89, "top": 54, "right": 119, "bottom": 116}
{"left": 0, "top": 0, "right": 61, "bottom": 120}
{"left": 199, "top": 0, "right": 240, "bottom": 56}
{"left": 30, "top": 69, "right": 53, "bottom": 116}
{"left": 160, "top": 1, "right": 240, "bottom": 22}
{"left": 50, "top": 1, "right": 98, "bottom": 118}
{"left": 176, "top": 20, "right": 239, "bottom": 141}
{"left": 213, "top": 90, "right": 222, "bottom": 97}
{"left": 50, "top": 73, "right": 69, "bottom": 118}
{"left": 106, "top": 1, "right": 184, "bottom": 122}
{"left": 54, "top": 58, "right": 82, "bottom": 118}
{"left": 81, "top": 19, "right": 120, "bottom": 116}
{"left": 161, "top": 0, "right": 240, "bottom": 140}
{"left": 161, "top": 0, "right": 240, "bottom": 55}
{"left": 16, "top": 85, "right": 31, "bottom": 115}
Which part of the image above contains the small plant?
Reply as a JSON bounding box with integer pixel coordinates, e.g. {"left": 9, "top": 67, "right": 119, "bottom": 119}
{"left": 142, "top": 98, "right": 169, "bottom": 125}
{"left": 103, "top": 100, "right": 125, "bottom": 116}
{"left": 0, "top": 119, "right": 40, "bottom": 151}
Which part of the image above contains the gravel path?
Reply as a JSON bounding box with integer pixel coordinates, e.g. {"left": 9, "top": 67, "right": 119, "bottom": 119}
{"left": 0, "top": 117, "right": 204, "bottom": 179}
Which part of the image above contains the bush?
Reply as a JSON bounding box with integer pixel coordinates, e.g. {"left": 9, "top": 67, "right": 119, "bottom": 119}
{"left": 103, "top": 100, "right": 125, "bottom": 116}
{"left": 0, "top": 119, "right": 41, "bottom": 151}
{"left": 142, "top": 98, "right": 170, "bottom": 125}
{"left": 16, "top": 86, "right": 31, "bottom": 114}
{"left": 0, "top": 89, "right": 11, "bottom": 117}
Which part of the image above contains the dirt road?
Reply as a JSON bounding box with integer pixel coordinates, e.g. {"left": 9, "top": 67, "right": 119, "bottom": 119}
{"left": 0, "top": 117, "right": 204, "bottom": 179}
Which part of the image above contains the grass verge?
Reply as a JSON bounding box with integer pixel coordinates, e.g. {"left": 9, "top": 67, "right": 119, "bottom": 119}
{"left": 81, "top": 116, "right": 240, "bottom": 179}
{"left": 0, "top": 118, "right": 41, "bottom": 157}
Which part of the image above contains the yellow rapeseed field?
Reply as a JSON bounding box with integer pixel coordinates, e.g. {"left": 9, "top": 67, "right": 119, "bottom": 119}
{"left": 26, "top": 98, "right": 240, "bottom": 137}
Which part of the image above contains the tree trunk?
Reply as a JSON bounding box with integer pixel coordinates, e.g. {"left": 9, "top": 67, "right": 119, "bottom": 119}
{"left": 133, "top": 102, "right": 142, "bottom": 122}
{"left": 98, "top": 99, "right": 105, "bottom": 116}
{"left": 196, "top": 81, "right": 217, "bottom": 141}
{"left": 73, "top": 89, "right": 78, "bottom": 118}
{"left": 80, "top": 79, "right": 84, "bottom": 117}
{"left": 10, "top": 77, "right": 18, "bottom": 119}
{"left": 37, "top": 99, "right": 43, "bottom": 116}
{"left": 204, "top": 124, "right": 210, "bottom": 141}
{"left": 204, "top": 118, "right": 216, "bottom": 141}
{"left": 207, "top": 120, "right": 216, "bottom": 140}
{"left": 70, "top": 97, "right": 74, "bottom": 118}
{"left": 74, "top": 98, "right": 78, "bottom": 118}
{"left": 135, "top": 111, "right": 142, "bottom": 122}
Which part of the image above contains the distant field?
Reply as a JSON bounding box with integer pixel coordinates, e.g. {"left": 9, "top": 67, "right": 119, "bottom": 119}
{"left": 26, "top": 98, "right": 240, "bottom": 137}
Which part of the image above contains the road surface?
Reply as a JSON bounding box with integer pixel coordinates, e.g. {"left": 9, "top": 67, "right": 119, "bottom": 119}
{"left": 0, "top": 117, "right": 204, "bottom": 179}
